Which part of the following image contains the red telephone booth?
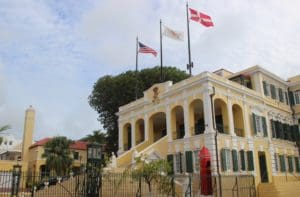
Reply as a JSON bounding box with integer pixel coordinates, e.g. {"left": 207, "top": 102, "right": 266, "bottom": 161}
{"left": 199, "top": 146, "right": 213, "bottom": 195}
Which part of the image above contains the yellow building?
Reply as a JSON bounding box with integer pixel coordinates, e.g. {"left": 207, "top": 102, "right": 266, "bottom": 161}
{"left": 116, "top": 65, "right": 300, "bottom": 190}
{"left": 0, "top": 106, "right": 88, "bottom": 174}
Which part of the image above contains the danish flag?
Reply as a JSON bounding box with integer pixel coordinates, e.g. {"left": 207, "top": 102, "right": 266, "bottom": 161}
{"left": 189, "top": 8, "right": 214, "bottom": 27}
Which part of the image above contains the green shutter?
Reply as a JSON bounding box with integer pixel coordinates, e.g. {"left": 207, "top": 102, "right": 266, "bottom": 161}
{"left": 283, "top": 124, "right": 288, "bottom": 140}
{"left": 263, "top": 81, "right": 268, "bottom": 96}
{"left": 167, "top": 154, "right": 174, "bottom": 174}
{"left": 271, "top": 120, "right": 276, "bottom": 138}
{"left": 289, "top": 91, "right": 295, "bottom": 106}
{"left": 185, "top": 151, "right": 193, "bottom": 173}
{"left": 262, "top": 116, "right": 267, "bottom": 137}
{"left": 179, "top": 153, "right": 183, "bottom": 173}
{"left": 247, "top": 151, "right": 254, "bottom": 171}
{"left": 278, "top": 122, "right": 284, "bottom": 139}
{"left": 279, "top": 155, "right": 286, "bottom": 172}
{"left": 270, "top": 84, "right": 276, "bottom": 99}
{"left": 293, "top": 125, "right": 300, "bottom": 141}
{"left": 285, "top": 92, "right": 289, "bottom": 105}
{"left": 295, "top": 157, "right": 300, "bottom": 172}
{"left": 288, "top": 156, "right": 294, "bottom": 172}
{"left": 232, "top": 150, "right": 238, "bottom": 172}
{"left": 278, "top": 88, "right": 284, "bottom": 102}
{"left": 240, "top": 150, "right": 246, "bottom": 171}
{"left": 252, "top": 113, "right": 257, "bottom": 135}
{"left": 221, "top": 149, "right": 227, "bottom": 171}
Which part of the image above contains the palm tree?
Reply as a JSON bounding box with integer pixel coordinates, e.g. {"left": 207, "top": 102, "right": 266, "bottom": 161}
{"left": 81, "top": 130, "right": 106, "bottom": 144}
{"left": 0, "top": 125, "right": 11, "bottom": 145}
{"left": 42, "top": 136, "right": 73, "bottom": 176}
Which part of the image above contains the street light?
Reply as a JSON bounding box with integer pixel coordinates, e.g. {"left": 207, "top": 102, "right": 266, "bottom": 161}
{"left": 86, "top": 143, "right": 102, "bottom": 197}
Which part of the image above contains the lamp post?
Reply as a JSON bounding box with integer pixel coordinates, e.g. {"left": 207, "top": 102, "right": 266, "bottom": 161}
{"left": 86, "top": 143, "right": 102, "bottom": 197}
{"left": 11, "top": 160, "right": 22, "bottom": 196}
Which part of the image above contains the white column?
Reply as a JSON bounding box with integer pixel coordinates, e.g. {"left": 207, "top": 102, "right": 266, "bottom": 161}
{"left": 131, "top": 119, "right": 136, "bottom": 148}
{"left": 227, "top": 98, "right": 235, "bottom": 136}
{"left": 243, "top": 102, "right": 251, "bottom": 138}
{"left": 265, "top": 113, "right": 272, "bottom": 141}
{"left": 203, "top": 89, "right": 214, "bottom": 133}
{"left": 118, "top": 124, "right": 124, "bottom": 155}
{"left": 183, "top": 99, "right": 191, "bottom": 138}
{"left": 144, "top": 114, "right": 149, "bottom": 141}
{"left": 166, "top": 105, "right": 172, "bottom": 141}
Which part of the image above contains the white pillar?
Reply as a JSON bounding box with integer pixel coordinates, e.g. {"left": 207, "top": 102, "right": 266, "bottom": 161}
{"left": 227, "top": 98, "right": 235, "bottom": 136}
{"left": 183, "top": 99, "right": 191, "bottom": 138}
{"left": 243, "top": 102, "right": 251, "bottom": 138}
{"left": 131, "top": 119, "right": 136, "bottom": 148}
{"left": 203, "top": 89, "right": 214, "bottom": 133}
{"left": 166, "top": 105, "right": 172, "bottom": 141}
{"left": 118, "top": 124, "right": 124, "bottom": 155}
{"left": 144, "top": 114, "right": 149, "bottom": 141}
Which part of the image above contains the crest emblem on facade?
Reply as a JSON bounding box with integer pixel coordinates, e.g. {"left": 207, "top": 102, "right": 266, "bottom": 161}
{"left": 152, "top": 87, "right": 160, "bottom": 104}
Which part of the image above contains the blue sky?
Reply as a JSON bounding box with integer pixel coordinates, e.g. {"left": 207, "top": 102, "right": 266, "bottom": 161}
{"left": 0, "top": 0, "right": 300, "bottom": 141}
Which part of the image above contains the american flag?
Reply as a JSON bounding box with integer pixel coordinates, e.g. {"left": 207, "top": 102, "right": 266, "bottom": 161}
{"left": 138, "top": 42, "right": 157, "bottom": 57}
{"left": 189, "top": 8, "right": 214, "bottom": 27}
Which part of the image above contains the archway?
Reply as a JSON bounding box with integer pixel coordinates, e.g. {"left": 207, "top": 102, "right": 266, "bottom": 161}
{"left": 214, "top": 98, "right": 229, "bottom": 134}
{"left": 149, "top": 112, "right": 166, "bottom": 142}
{"left": 190, "top": 99, "right": 205, "bottom": 135}
{"left": 123, "top": 123, "right": 131, "bottom": 151}
{"left": 135, "top": 119, "right": 145, "bottom": 145}
{"left": 171, "top": 106, "right": 185, "bottom": 140}
{"left": 232, "top": 104, "right": 245, "bottom": 137}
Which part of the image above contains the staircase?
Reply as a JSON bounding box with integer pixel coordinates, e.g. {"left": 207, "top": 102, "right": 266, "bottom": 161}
{"left": 258, "top": 180, "right": 300, "bottom": 197}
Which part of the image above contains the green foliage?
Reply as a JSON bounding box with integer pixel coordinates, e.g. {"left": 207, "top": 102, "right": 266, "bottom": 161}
{"left": 42, "top": 136, "right": 73, "bottom": 176}
{"left": 132, "top": 156, "right": 172, "bottom": 194}
{"left": 88, "top": 66, "right": 189, "bottom": 152}
{"left": 0, "top": 125, "right": 11, "bottom": 145}
{"left": 81, "top": 130, "right": 107, "bottom": 144}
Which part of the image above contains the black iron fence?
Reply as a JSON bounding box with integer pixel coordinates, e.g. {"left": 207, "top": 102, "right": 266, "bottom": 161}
{"left": 0, "top": 170, "right": 255, "bottom": 197}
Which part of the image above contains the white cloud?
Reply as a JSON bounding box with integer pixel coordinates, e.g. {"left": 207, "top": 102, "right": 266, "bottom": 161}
{"left": 0, "top": 0, "right": 300, "bottom": 141}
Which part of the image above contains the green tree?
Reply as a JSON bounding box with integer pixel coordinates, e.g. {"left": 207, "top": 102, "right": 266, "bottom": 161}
{"left": 42, "top": 136, "right": 73, "bottom": 176}
{"left": 0, "top": 125, "right": 11, "bottom": 145}
{"left": 81, "top": 130, "right": 106, "bottom": 144}
{"left": 89, "top": 66, "right": 189, "bottom": 153}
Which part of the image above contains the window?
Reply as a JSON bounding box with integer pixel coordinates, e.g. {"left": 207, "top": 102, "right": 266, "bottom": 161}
{"left": 175, "top": 153, "right": 182, "bottom": 174}
{"left": 279, "top": 155, "right": 286, "bottom": 172}
{"left": 285, "top": 92, "right": 289, "bottom": 105}
{"left": 239, "top": 150, "right": 246, "bottom": 171}
{"left": 252, "top": 113, "right": 267, "bottom": 137}
{"left": 9, "top": 141, "right": 12, "bottom": 145}
{"left": 73, "top": 152, "right": 79, "bottom": 160}
{"left": 193, "top": 150, "right": 200, "bottom": 173}
{"left": 221, "top": 149, "right": 231, "bottom": 171}
{"left": 288, "top": 156, "right": 294, "bottom": 172}
{"left": 270, "top": 84, "right": 277, "bottom": 99}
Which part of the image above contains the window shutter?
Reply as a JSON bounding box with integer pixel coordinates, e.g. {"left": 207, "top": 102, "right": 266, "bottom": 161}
{"left": 278, "top": 122, "right": 284, "bottom": 139}
{"left": 221, "top": 149, "right": 227, "bottom": 171}
{"left": 179, "top": 153, "right": 183, "bottom": 173}
{"left": 288, "top": 156, "right": 294, "bottom": 172}
{"left": 285, "top": 92, "right": 289, "bottom": 105}
{"left": 252, "top": 113, "right": 257, "bottom": 135}
{"left": 167, "top": 154, "right": 174, "bottom": 174}
{"left": 278, "top": 88, "right": 284, "bottom": 102}
{"left": 185, "top": 151, "right": 193, "bottom": 173}
{"left": 270, "top": 84, "right": 276, "bottom": 99}
{"left": 232, "top": 150, "right": 238, "bottom": 172}
{"left": 247, "top": 151, "right": 254, "bottom": 171}
{"left": 283, "top": 124, "right": 288, "bottom": 140}
{"left": 289, "top": 91, "right": 295, "bottom": 106}
{"left": 294, "top": 125, "right": 300, "bottom": 141}
{"left": 240, "top": 150, "right": 246, "bottom": 171}
{"left": 262, "top": 116, "right": 267, "bottom": 137}
{"left": 295, "top": 157, "right": 300, "bottom": 172}
{"left": 279, "top": 155, "right": 286, "bottom": 172}
{"left": 271, "top": 120, "right": 276, "bottom": 138}
{"left": 263, "top": 81, "right": 268, "bottom": 96}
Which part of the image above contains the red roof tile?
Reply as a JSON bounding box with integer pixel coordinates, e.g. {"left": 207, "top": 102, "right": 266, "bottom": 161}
{"left": 29, "top": 138, "right": 88, "bottom": 150}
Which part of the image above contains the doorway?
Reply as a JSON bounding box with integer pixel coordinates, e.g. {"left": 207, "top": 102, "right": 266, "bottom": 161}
{"left": 258, "top": 152, "right": 269, "bottom": 183}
